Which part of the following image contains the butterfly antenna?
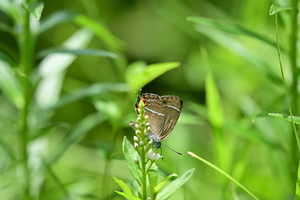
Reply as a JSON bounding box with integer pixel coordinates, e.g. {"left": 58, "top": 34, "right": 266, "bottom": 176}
{"left": 161, "top": 144, "right": 182, "bottom": 155}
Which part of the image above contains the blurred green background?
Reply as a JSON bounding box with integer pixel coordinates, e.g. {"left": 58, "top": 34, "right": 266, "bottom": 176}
{"left": 0, "top": 0, "right": 299, "bottom": 199}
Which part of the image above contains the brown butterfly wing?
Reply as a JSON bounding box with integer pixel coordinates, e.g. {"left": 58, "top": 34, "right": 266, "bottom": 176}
{"left": 159, "top": 96, "right": 183, "bottom": 141}
{"left": 140, "top": 93, "right": 165, "bottom": 136}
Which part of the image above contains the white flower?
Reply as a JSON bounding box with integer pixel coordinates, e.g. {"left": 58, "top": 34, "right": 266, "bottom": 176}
{"left": 146, "top": 122, "right": 150, "bottom": 126}
{"left": 148, "top": 139, "right": 153, "bottom": 144}
{"left": 147, "top": 149, "right": 154, "bottom": 160}
{"left": 145, "top": 115, "right": 148, "bottom": 119}
{"left": 134, "top": 157, "right": 139, "bottom": 164}
{"left": 133, "top": 136, "right": 138, "bottom": 141}
{"left": 135, "top": 130, "right": 141, "bottom": 135}
{"left": 137, "top": 116, "right": 141, "bottom": 121}
{"left": 134, "top": 142, "right": 138, "bottom": 148}
{"left": 139, "top": 141, "right": 144, "bottom": 146}
{"left": 154, "top": 153, "right": 163, "bottom": 161}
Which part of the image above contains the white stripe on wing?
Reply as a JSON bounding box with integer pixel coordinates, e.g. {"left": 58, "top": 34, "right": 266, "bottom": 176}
{"left": 145, "top": 107, "right": 165, "bottom": 116}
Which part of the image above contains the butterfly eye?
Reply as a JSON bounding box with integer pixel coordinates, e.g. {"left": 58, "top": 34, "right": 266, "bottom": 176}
{"left": 140, "top": 98, "right": 147, "bottom": 106}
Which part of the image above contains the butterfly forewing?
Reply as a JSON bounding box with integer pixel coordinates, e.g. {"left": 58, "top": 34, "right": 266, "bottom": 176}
{"left": 160, "top": 96, "right": 183, "bottom": 141}
{"left": 140, "top": 93, "right": 165, "bottom": 136}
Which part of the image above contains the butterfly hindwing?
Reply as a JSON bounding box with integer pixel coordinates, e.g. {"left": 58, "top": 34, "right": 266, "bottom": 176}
{"left": 160, "top": 96, "right": 183, "bottom": 141}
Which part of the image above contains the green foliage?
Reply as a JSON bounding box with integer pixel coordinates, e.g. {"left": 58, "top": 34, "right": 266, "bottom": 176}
{"left": 22, "top": 2, "right": 44, "bottom": 20}
{"left": 0, "top": 0, "right": 300, "bottom": 199}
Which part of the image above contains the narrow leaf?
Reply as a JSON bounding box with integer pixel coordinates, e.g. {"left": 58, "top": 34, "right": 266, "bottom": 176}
{"left": 115, "top": 191, "right": 140, "bottom": 200}
{"left": 296, "top": 160, "right": 300, "bottom": 200}
{"left": 156, "top": 169, "right": 194, "bottom": 200}
{"left": 188, "top": 151, "right": 259, "bottom": 200}
{"left": 35, "top": 28, "right": 93, "bottom": 109}
{"left": 269, "top": 4, "right": 294, "bottom": 15}
{"left": 54, "top": 83, "right": 129, "bottom": 109}
{"left": 48, "top": 113, "right": 106, "bottom": 164}
{"left": 148, "top": 164, "right": 158, "bottom": 197}
{"left": 0, "top": 49, "right": 17, "bottom": 68}
{"left": 193, "top": 26, "right": 281, "bottom": 84}
{"left": 268, "top": 113, "right": 300, "bottom": 125}
{"left": 126, "top": 62, "right": 181, "bottom": 92}
{"left": 0, "top": 22, "right": 16, "bottom": 35}
{"left": 36, "top": 48, "right": 118, "bottom": 59}
{"left": 122, "top": 136, "right": 142, "bottom": 185}
{"left": 0, "top": 60, "right": 24, "bottom": 108}
{"left": 73, "top": 14, "right": 123, "bottom": 49}
{"left": 39, "top": 10, "right": 76, "bottom": 34}
{"left": 206, "top": 72, "right": 224, "bottom": 128}
{"left": 113, "top": 177, "right": 136, "bottom": 196}
{"left": 187, "top": 16, "right": 278, "bottom": 49}
{"left": 154, "top": 173, "right": 178, "bottom": 194}
{"left": 22, "top": 2, "right": 44, "bottom": 20}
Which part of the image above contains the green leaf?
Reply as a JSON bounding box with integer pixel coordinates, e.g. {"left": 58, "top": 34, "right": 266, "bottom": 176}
{"left": 36, "top": 48, "right": 118, "bottom": 59}
{"left": 73, "top": 14, "right": 123, "bottom": 50}
{"left": 188, "top": 151, "right": 259, "bottom": 200}
{"left": 296, "top": 160, "right": 300, "bottom": 200}
{"left": 54, "top": 83, "right": 129, "bottom": 109}
{"left": 148, "top": 164, "right": 158, "bottom": 198}
{"left": 0, "top": 0, "right": 21, "bottom": 22}
{"left": 269, "top": 4, "right": 294, "bottom": 15}
{"left": 187, "top": 16, "right": 278, "bottom": 49}
{"left": 193, "top": 26, "right": 281, "bottom": 84}
{"left": 113, "top": 177, "right": 136, "bottom": 196}
{"left": 115, "top": 191, "right": 141, "bottom": 200}
{"left": 0, "top": 22, "right": 16, "bottom": 35}
{"left": 122, "top": 136, "right": 142, "bottom": 185}
{"left": 154, "top": 173, "right": 178, "bottom": 195}
{"left": 39, "top": 10, "right": 76, "bottom": 34}
{"left": 35, "top": 28, "right": 93, "bottom": 109}
{"left": 47, "top": 113, "right": 106, "bottom": 164}
{"left": 126, "top": 62, "right": 181, "bottom": 92}
{"left": 0, "top": 49, "right": 17, "bottom": 68}
{"left": 206, "top": 72, "right": 224, "bottom": 128}
{"left": 156, "top": 169, "right": 194, "bottom": 200}
{"left": 22, "top": 2, "right": 44, "bottom": 20}
{"left": 268, "top": 113, "right": 300, "bottom": 125}
{"left": 0, "top": 60, "right": 24, "bottom": 109}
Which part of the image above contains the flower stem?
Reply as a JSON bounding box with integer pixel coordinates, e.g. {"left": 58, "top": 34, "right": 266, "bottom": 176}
{"left": 19, "top": 6, "right": 34, "bottom": 200}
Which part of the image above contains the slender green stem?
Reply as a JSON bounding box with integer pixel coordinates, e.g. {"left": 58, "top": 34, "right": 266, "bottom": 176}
{"left": 289, "top": 0, "right": 300, "bottom": 184}
{"left": 274, "top": 0, "right": 300, "bottom": 189}
{"left": 141, "top": 125, "right": 147, "bottom": 199}
{"left": 274, "top": 0, "right": 300, "bottom": 151}
{"left": 19, "top": 5, "right": 35, "bottom": 200}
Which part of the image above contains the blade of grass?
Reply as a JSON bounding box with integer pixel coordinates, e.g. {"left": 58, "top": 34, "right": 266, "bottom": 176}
{"left": 296, "top": 161, "right": 300, "bottom": 200}
{"left": 187, "top": 16, "right": 280, "bottom": 50}
{"left": 188, "top": 151, "right": 259, "bottom": 200}
{"left": 36, "top": 48, "right": 118, "bottom": 59}
{"left": 47, "top": 113, "right": 106, "bottom": 164}
{"left": 268, "top": 113, "right": 300, "bottom": 125}
{"left": 274, "top": 0, "right": 300, "bottom": 151}
{"left": 0, "top": 60, "right": 24, "bottom": 109}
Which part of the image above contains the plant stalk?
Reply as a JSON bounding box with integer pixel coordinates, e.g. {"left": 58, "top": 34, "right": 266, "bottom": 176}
{"left": 20, "top": 7, "right": 34, "bottom": 200}
{"left": 289, "top": 0, "right": 299, "bottom": 186}
{"left": 141, "top": 125, "right": 147, "bottom": 199}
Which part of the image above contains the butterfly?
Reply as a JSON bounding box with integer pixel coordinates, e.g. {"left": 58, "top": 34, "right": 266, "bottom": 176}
{"left": 131, "top": 91, "right": 183, "bottom": 152}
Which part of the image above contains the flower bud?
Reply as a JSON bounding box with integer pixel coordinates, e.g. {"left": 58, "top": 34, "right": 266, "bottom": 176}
{"left": 134, "top": 142, "right": 138, "bottom": 148}
{"left": 133, "top": 136, "right": 138, "bottom": 141}
{"left": 139, "top": 141, "right": 144, "bottom": 146}
{"left": 134, "top": 157, "right": 139, "bottom": 164}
